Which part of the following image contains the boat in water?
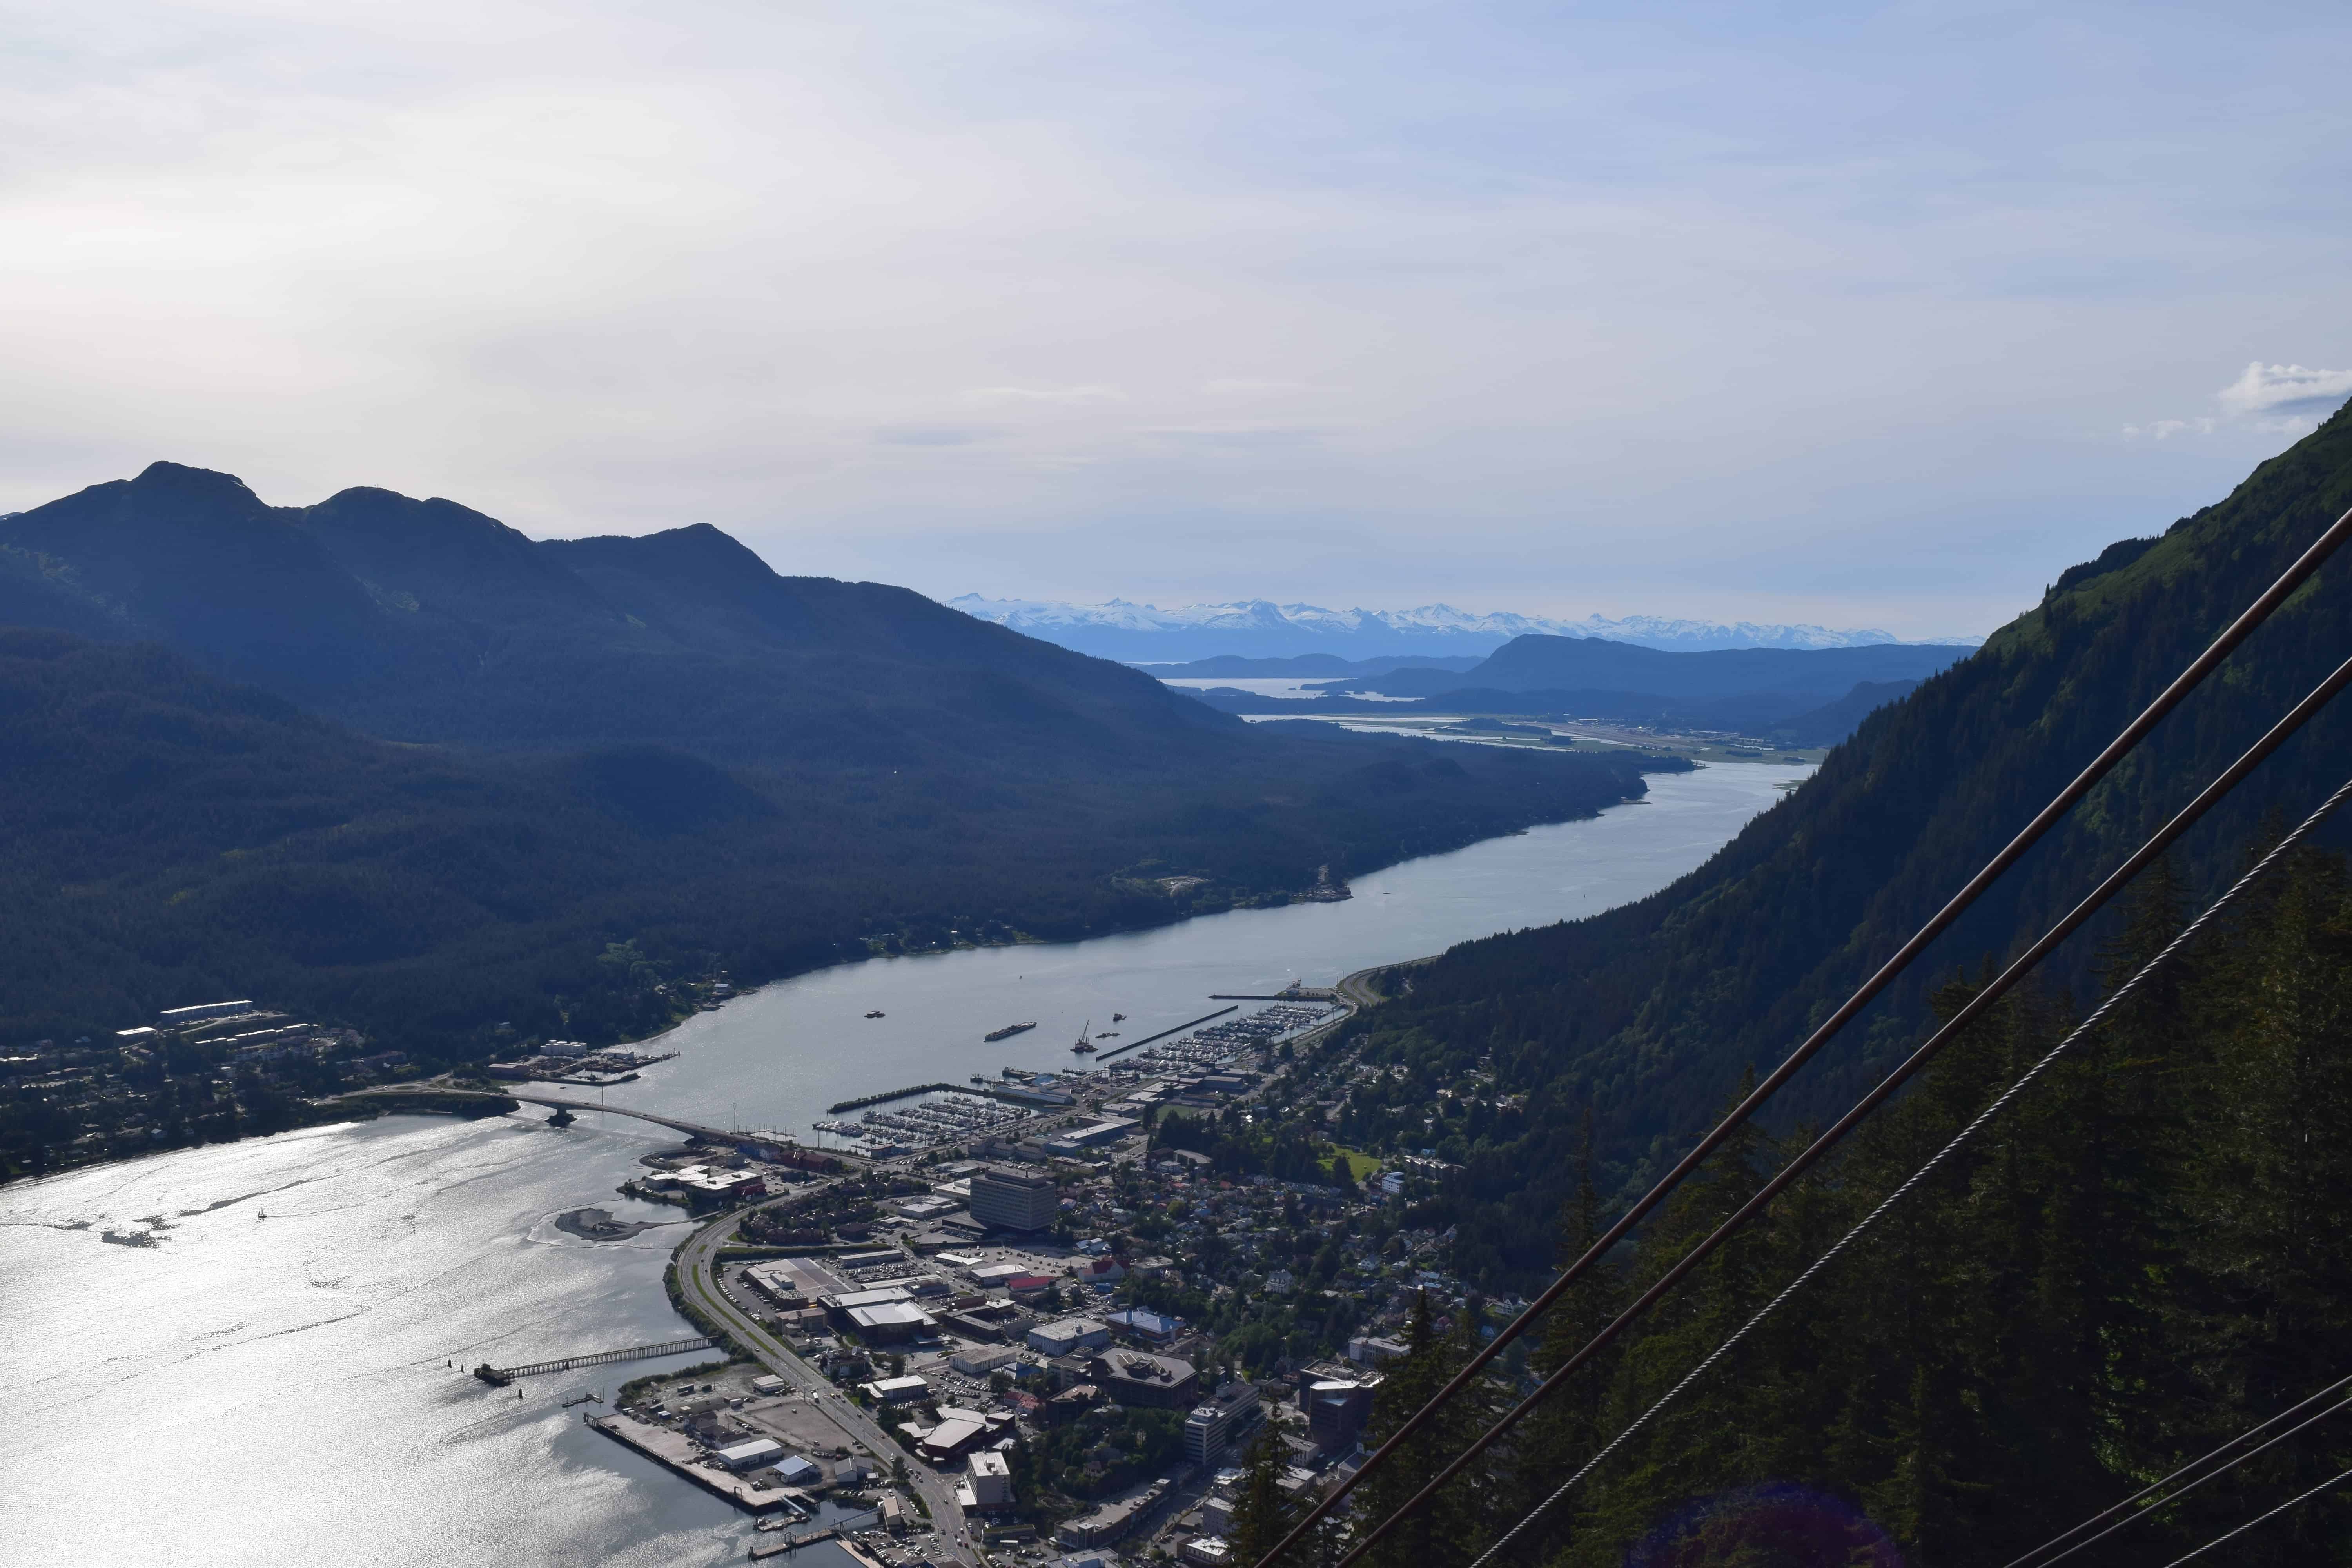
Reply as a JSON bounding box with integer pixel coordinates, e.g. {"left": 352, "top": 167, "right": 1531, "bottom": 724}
{"left": 983, "top": 1022, "right": 1037, "bottom": 1042}
{"left": 1112, "top": 1012, "right": 1126, "bottom": 1022}
{"left": 864, "top": 1010, "right": 885, "bottom": 1019}
{"left": 1071, "top": 1020, "right": 1097, "bottom": 1054}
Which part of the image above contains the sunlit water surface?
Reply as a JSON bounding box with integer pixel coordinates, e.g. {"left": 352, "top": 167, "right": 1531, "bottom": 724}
{"left": 0, "top": 760, "right": 1806, "bottom": 1566}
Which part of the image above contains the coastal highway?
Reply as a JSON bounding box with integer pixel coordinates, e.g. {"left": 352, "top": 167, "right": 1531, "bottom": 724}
{"left": 671, "top": 1209, "right": 977, "bottom": 1564}
{"left": 1332, "top": 956, "right": 1432, "bottom": 1009}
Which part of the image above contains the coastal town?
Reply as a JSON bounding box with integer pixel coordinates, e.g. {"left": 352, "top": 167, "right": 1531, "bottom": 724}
{"left": 11, "top": 971, "right": 1504, "bottom": 1566}
{"left": 480, "top": 979, "right": 1492, "bottom": 1568}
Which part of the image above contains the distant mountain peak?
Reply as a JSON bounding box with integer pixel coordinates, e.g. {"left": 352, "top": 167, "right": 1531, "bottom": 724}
{"left": 946, "top": 593, "right": 1976, "bottom": 660}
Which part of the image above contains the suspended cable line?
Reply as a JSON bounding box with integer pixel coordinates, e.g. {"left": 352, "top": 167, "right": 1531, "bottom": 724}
{"left": 1452, "top": 768, "right": 2352, "bottom": 1568}
{"left": 1328, "top": 643, "right": 2352, "bottom": 1568}
{"left": 2153, "top": 1466, "right": 2352, "bottom": 1568}
{"left": 2004, "top": 1377, "right": 2352, "bottom": 1568}
{"left": 1251, "top": 502, "right": 2352, "bottom": 1568}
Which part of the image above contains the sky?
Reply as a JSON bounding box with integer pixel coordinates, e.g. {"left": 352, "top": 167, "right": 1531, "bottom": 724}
{"left": 4, "top": 0, "right": 2348, "bottom": 640}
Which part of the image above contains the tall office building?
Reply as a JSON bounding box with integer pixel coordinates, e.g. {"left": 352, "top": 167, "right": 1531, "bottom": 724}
{"left": 969, "top": 1165, "right": 1059, "bottom": 1232}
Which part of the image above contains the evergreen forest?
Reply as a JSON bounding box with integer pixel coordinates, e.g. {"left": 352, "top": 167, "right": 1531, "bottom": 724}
{"left": 1256, "top": 850, "right": 2352, "bottom": 1568}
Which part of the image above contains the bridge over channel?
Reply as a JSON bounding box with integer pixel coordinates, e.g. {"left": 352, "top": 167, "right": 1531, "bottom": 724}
{"left": 348, "top": 1086, "right": 854, "bottom": 1169}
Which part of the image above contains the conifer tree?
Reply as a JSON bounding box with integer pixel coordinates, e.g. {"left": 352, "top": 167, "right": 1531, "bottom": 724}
{"left": 1230, "top": 1425, "right": 1296, "bottom": 1564}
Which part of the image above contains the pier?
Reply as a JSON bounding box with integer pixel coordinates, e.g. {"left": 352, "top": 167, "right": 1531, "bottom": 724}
{"left": 474, "top": 1336, "right": 714, "bottom": 1384}
{"left": 584, "top": 1413, "right": 804, "bottom": 1512}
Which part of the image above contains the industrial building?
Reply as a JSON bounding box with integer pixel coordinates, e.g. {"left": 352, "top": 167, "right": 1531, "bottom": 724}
{"left": 845, "top": 1301, "right": 936, "bottom": 1343}
{"left": 951, "top": 1345, "right": 1022, "bottom": 1377}
{"left": 1025, "top": 1318, "right": 1112, "bottom": 1357}
{"left": 916, "top": 1410, "right": 993, "bottom": 1463}
{"left": 969, "top": 1165, "right": 1060, "bottom": 1232}
{"left": 648, "top": 1165, "right": 766, "bottom": 1201}
{"left": 715, "top": 1437, "right": 785, "bottom": 1471}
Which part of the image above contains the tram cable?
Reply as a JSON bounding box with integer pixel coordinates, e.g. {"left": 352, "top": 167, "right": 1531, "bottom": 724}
{"left": 1449, "top": 762, "right": 2352, "bottom": 1568}
{"left": 1336, "top": 655, "right": 2352, "bottom": 1568}
{"left": 2153, "top": 1466, "right": 2352, "bottom": 1568}
{"left": 1250, "top": 502, "right": 2352, "bottom": 1568}
{"left": 2002, "top": 1374, "right": 2352, "bottom": 1568}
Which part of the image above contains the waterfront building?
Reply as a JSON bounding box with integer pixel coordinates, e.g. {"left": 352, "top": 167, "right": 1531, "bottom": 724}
{"left": 715, "top": 1437, "right": 786, "bottom": 1471}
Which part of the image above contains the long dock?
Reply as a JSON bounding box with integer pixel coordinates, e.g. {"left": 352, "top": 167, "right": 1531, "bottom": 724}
{"left": 1094, "top": 1005, "right": 1238, "bottom": 1060}
{"left": 476, "top": 1336, "right": 714, "bottom": 1383}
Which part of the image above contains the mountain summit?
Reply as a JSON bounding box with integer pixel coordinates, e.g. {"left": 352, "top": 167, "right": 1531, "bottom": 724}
{"left": 0, "top": 462, "right": 1225, "bottom": 766}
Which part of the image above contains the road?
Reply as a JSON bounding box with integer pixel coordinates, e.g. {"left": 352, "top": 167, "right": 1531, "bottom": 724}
{"left": 1332, "top": 956, "right": 1433, "bottom": 1009}
{"left": 671, "top": 1206, "right": 978, "bottom": 1564}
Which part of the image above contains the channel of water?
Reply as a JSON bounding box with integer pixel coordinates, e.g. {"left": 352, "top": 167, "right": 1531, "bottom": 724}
{"left": 0, "top": 759, "right": 1806, "bottom": 1567}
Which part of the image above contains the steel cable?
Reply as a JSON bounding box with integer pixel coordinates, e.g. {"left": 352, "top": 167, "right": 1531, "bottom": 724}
{"left": 2007, "top": 1384, "right": 2352, "bottom": 1568}
{"left": 1460, "top": 769, "right": 2352, "bottom": 1568}
{"left": 1331, "top": 647, "right": 2352, "bottom": 1568}
{"left": 2152, "top": 1466, "right": 2352, "bottom": 1568}
{"left": 1253, "top": 503, "right": 2352, "bottom": 1568}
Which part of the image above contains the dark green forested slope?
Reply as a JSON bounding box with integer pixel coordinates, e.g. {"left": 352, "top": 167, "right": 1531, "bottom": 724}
{"left": 1345, "top": 856, "right": 2352, "bottom": 1567}
{"left": 1342, "top": 402, "right": 2352, "bottom": 1282}
{"left": 0, "top": 461, "right": 1241, "bottom": 767}
{"left": 0, "top": 628, "right": 1669, "bottom": 1053}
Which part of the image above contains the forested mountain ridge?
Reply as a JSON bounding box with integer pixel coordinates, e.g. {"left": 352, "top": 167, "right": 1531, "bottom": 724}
{"left": 0, "top": 461, "right": 1227, "bottom": 765}
{"left": 0, "top": 626, "right": 1676, "bottom": 1057}
{"left": 1339, "top": 402, "right": 2352, "bottom": 1284}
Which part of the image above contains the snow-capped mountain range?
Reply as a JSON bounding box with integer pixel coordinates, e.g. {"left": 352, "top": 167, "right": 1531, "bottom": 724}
{"left": 947, "top": 595, "right": 1976, "bottom": 662}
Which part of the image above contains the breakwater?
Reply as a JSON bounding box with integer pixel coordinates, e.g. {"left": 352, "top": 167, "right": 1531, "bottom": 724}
{"left": 1094, "top": 1005, "right": 1238, "bottom": 1060}
{"left": 824, "top": 1082, "right": 960, "bottom": 1114}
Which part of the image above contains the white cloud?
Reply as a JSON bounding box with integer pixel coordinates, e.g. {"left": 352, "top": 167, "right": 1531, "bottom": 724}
{"left": 2125, "top": 361, "right": 2352, "bottom": 442}
{"left": 2217, "top": 361, "right": 2352, "bottom": 425}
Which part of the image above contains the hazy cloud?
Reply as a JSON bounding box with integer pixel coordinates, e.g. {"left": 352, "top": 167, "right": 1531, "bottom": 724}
{"left": 960, "top": 386, "right": 1129, "bottom": 407}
